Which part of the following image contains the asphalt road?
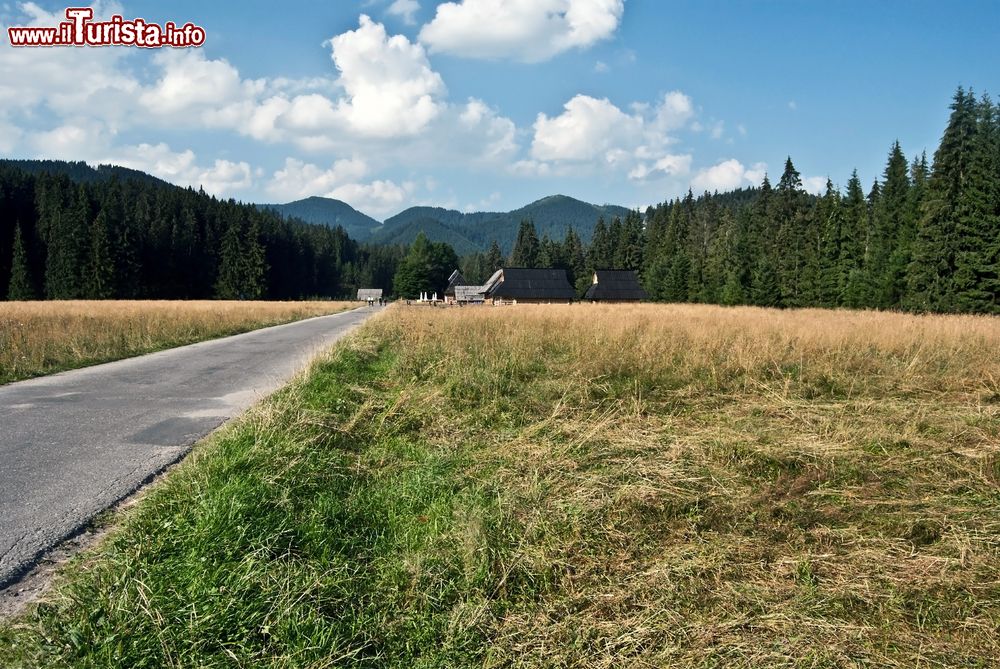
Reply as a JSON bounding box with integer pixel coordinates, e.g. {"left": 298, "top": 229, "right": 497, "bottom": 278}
{"left": 0, "top": 306, "right": 380, "bottom": 590}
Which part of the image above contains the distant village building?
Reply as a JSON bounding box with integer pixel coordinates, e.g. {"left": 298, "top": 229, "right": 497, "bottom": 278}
{"left": 482, "top": 268, "right": 576, "bottom": 305}
{"left": 443, "top": 270, "right": 467, "bottom": 305}
{"left": 583, "top": 270, "right": 648, "bottom": 303}
{"left": 357, "top": 288, "right": 383, "bottom": 304}
{"left": 454, "top": 285, "right": 486, "bottom": 304}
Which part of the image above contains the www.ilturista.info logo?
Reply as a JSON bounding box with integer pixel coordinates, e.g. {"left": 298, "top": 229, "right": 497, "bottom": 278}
{"left": 7, "top": 7, "right": 206, "bottom": 48}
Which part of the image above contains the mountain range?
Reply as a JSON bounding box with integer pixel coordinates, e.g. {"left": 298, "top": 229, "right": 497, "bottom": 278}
{"left": 1, "top": 159, "right": 632, "bottom": 256}
{"left": 263, "top": 194, "right": 632, "bottom": 254}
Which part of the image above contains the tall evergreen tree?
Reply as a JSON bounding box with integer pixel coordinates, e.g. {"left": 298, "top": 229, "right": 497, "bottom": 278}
{"left": 485, "top": 239, "right": 504, "bottom": 273}
{"left": 951, "top": 94, "right": 999, "bottom": 312}
{"left": 7, "top": 222, "right": 37, "bottom": 300}
{"left": 588, "top": 217, "right": 613, "bottom": 270}
{"left": 907, "top": 87, "right": 978, "bottom": 311}
{"left": 45, "top": 185, "right": 89, "bottom": 299}
{"left": 510, "top": 219, "right": 540, "bottom": 267}
{"left": 840, "top": 171, "right": 868, "bottom": 307}
{"left": 815, "top": 179, "right": 843, "bottom": 306}
{"left": 85, "top": 208, "right": 115, "bottom": 299}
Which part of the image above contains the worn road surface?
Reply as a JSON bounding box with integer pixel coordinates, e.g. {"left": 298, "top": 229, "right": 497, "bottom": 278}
{"left": 0, "top": 306, "right": 379, "bottom": 590}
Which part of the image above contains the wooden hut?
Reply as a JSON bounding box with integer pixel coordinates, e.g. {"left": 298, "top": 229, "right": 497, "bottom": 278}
{"left": 443, "top": 270, "right": 467, "bottom": 304}
{"left": 483, "top": 268, "right": 575, "bottom": 305}
{"left": 454, "top": 285, "right": 486, "bottom": 304}
{"left": 583, "top": 270, "right": 647, "bottom": 303}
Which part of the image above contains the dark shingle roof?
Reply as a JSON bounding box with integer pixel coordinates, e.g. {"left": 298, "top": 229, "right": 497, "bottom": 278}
{"left": 485, "top": 268, "right": 575, "bottom": 300}
{"left": 444, "top": 270, "right": 467, "bottom": 296}
{"left": 583, "top": 270, "right": 647, "bottom": 301}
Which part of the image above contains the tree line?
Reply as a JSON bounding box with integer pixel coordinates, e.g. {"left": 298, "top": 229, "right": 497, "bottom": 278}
{"left": 4, "top": 88, "right": 997, "bottom": 313}
{"left": 452, "top": 87, "right": 999, "bottom": 313}
{"left": 0, "top": 166, "right": 403, "bottom": 300}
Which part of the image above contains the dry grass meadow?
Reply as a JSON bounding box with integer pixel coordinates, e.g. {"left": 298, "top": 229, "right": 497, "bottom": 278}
{"left": 3, "top": 302, "right": 999, "bottom": 667}
{"left": 0, "top": 300, "right": 357, "bottom": 384}
{"left": 360, "top": 304, "right": 1000, "bottom": 665}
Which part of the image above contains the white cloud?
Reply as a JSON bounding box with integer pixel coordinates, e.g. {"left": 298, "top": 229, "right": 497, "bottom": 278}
{"left": 691, "top": 159, "right": 767, "bottom": 193}
{"left": 0, "top": 2, "right": 138, "bottom": 122}
{"left": 594, "top": 60, "right": 610, "bottom": 73}
{"left": 139, "top": 50, "right": 252, "bottom": 117}
{"left": 101, "top": 143, "right": 253, "bottom": 196}
{"left": 328, "top": 14, "right": 445, "bottom": 137}
{"left": 744, "top": 162, "right": 768, "bottom": 186}
{"left": 265, "top": 157, "right": 369, "bottom": 202}
{"left": 628, "top": 154, "right": 692, "bottom": 181}
{"left": 532, "top": 95, "right": 642, "bottom": 162}
{"left": 387, "top": 0, "right": 420, "bottom": 24}
{"left": 328, "top": 179, "right": 416, "bottom": 217}
{"left": 788, "top": 100, "right": 798, "bottom": 111}
{"left": 130, "top": 16, "right": 445, "bottom": 145}
{"left": 653, "top": 91, "right": 695, "bottom": 131}
{"left": 802, "top": 176, "right": 829, "bottom": 195}
{"left": 419, "top": 0, "right": 624, "bottom": 62}
{"left": 264, "top": 157, "right": 416, "bottom": 217}
{"left": 458, "top": 98, "right": 518, "bottom": 162}
{"left": 530, "top": 92, "right": 696, "bottom": 182}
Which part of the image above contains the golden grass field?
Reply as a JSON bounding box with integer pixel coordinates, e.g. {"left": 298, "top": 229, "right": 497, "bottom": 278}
{"left": 0, "top": 300, "right": 356, "bottom": 384}
{"left": 3, "top": 302, "right": 999, "bottom": 667}
{"left": 357, "top": 303, "right": 1000, "bottom": 665}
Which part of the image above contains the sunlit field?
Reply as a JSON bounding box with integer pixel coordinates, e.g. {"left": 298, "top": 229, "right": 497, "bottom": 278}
{"left": 0, "top": 300, "right": 357, "bottom": 384}
{"left": 3, "top": 303, "right": 999, "bottom": 667}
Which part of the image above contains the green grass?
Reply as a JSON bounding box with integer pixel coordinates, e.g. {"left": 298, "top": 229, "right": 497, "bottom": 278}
{"left": 2, "top": 304, "right": 1000, "bottom": 667}
{"left": 0, "top": 334, "right": 539, "bottom": 668}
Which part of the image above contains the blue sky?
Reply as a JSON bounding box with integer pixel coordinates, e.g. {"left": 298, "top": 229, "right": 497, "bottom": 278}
{"left": 1, "top": 0, "right": 997, "bottom": 219}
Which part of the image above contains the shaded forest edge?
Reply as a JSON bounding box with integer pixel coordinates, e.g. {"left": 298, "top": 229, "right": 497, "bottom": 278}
{"left": 2, "top": 87, "right": 999, "bottom": 312}
{"left": 0, "top": 162, "right": 403, "bottom": 301}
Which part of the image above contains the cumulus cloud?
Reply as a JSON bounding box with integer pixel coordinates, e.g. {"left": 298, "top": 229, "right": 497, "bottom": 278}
{"left": 101, "top": 143, "right": 253, "bottom": 196}
{"left": 419, "top": 0, "right": 624, "bottom": 62}
{"left": 652, "top": 91, "right": 695, "bottom": 131}
{"left": 328, "top": 179, "right": 416, "bottom": 217}
{"left": 802, "top": 176, "right": 829, "bottom": 195}
{"left": 691, "top": 159, "right": 768, "bottom": 193}
{"left": 0, "top": 1, "right": 138, "bottom": 121}
{"left": 329, "top": 14, "right": 445, "bottom": 137}
{"left": 264, "top": 157, "right": 415, "bottom": 217}
{"left": 139, "top": 50, "right": 255, "bottom": 117}
{"left": 744, "top": 162, "right": 768, "bottom": 185}
{"left": 532, "top": 95, "right": 641, "bottom": 162}
{"left": 458, "top": 98, "right": 518, "bottom": 162}
{"left": 529, "top": 92, "right": 697, "bottom": 182}
{"left": 628, "top": 154, "right": 692, "bottom": 181}
{"left": 265, "top": 157, "right": 369, "bottom": 202}
{"left": 387, "top": 0, "right": 420, "bottom": 24}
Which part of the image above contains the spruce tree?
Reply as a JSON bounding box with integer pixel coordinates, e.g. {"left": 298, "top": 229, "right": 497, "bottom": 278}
{"left": 215, "top": 220, "right": 244, "bottom": 300}
{"left": 815, "top": 179, "right": 843, "bottom": 307}
{"left": 865, "top": 142, "right": 911, "bottom": 308}
{"left": 510, "top": 219, "right": 540, "bottom": 267}
{"left": 774, "top": 158, "right": 808, "bottom": 306}
{"left": 7, "top": 222, "right": 37, "bottom": 300}
{"left": 84, "top": 209, "right": 116, "bottom": 298}
{"left": 588, "top": 217, "right": 613, "bottom": 270}
{"left": 45, "top": 185, "right": 89, "bottom": 299}
{"left": 485, "top": 240, "right": 504, "bottom": 272}
{"left": 840, "top": 171, "right": 868, "bottom": 307}
{"left": 952, "top": 94, "right": 999, "bottom": 312}
{"left": 907, "top": 88, "right": 978, "bottom": 311}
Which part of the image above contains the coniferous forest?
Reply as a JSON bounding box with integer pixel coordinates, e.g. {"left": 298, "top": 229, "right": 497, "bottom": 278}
{"left": 1, "top": 88, "right": 998, "bottom": 312}
{"left": 0, "top": 163, "right": 403, "bottom": 300}
{"left": 466, "top": 87, "right": 999, "bottom": 314}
